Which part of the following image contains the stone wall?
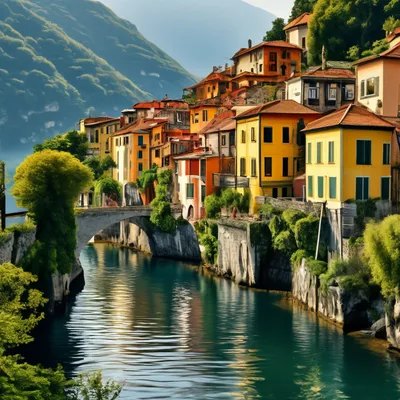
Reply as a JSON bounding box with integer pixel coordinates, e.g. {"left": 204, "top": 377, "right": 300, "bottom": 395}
{"left": 0, "top": 229, "right": 35, "bottom": 265}
{"left": 292, "top": 260, "right": 382, "bottom": 331}
{"left": 385, "top": 296, "right": 400, "bottom": 348}
{"left": 255, "top": 197, "right": 322, "bottom": 216}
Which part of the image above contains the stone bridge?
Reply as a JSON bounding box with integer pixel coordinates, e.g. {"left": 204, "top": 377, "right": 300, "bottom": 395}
{"left": 75, "top": 205, "right": 182, "bottom": 257}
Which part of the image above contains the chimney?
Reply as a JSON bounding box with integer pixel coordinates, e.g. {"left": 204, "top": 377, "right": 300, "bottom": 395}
{"left": 225, "top": 63, "right": 228, "bottom": 70}
{"left": 248, "top": 39, "right": 252, "bottom": 49}
{"left": 321, "top": 45, "right": 327, "bottom": 71}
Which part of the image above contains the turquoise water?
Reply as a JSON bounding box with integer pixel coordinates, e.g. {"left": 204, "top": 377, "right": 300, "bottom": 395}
{"left": 29, "top": 244, "right": 400, "bottom": 399}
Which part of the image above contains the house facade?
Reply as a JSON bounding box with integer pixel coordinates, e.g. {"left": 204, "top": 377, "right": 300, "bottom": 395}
{"left": 304, "top": 105, "right": 394, "bottom": 208}
{"left": 283, "top": 12, "right": 311, "bottom": 51}
{"left": 235, "top": 100, "right": 320, "bottom": 213}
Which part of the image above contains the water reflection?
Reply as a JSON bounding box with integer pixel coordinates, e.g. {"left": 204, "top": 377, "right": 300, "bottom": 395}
{"left": 24, "top": 244, "right": 400, "bottom": 399}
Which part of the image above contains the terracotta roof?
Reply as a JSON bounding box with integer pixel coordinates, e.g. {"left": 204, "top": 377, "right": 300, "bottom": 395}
{"left": 284, "top": 13, "right": 312, "bottom": 31}
{"left": 198, "top": 110, "right": 236, "bottom": 135}
{"left": 353, "top": 42, "right": 400, "bottom": 66}
{"left": 133, "top": 99, "right": 188, "bottom": 110}
{"left": 303, "top": 105, "right": 395, "bottom": 132}
{"left": 184, "top": 72, "right": 230, "bottom": 91}
{"left": 113, "top": 118, "right": 168, "bottom": 136}
{"left": 174, "top": 150, "right": 218, "bottom": 161}
{"left": 383, "top": 116, "right": 400, "bottom": 133}
{"left": 287, "top": 67, "right": 355, "bottom": 82}
{"left": 387, "top": 27, "right": 400, "bottom": 43}
{"left": 84, "top": 117, "right": 118, "bottom": 126}
{"left": 236, "top": 100, "right": 320, "bottom": 119}
{"left": 230, "top": 72, "right": 288, "bottom": 84}
{"left": 232, "top": 40, "right": 302, "bottom": 59}
{"left": 190, "top": 98, "right": 222, "bottom": 108}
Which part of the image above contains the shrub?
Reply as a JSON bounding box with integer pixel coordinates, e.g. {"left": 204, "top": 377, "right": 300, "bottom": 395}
{"left": 306, "top": 259, "right": 327, "bottom": 277}
{"left": 239, "top": 191, "right": 250, "bottom": 213}
{"left": 157, "top": 168, "right": 173, "bottom": 186}
{"left": 364, "top": 215, "right": 400, "bottom": 298}
{"left": 150, "top": 199, "right": 176, "bottom": 233}
{"left": 6, "top": 221, "right": 36, "bottom": 234}
{"left": 136, "top": 165, "right": 158, "bottom": 192}
{"left": 220, "top": 188, "right": 241, "bottom": 210}
{"left": 95, "top": 177, "right": 122, "bottom": 203}
{"left": 199, "top": 231, "right": 218, "bottom": 264}
{"left": 204, "top": 194, "right": 222, "bottom": 219}
{"left": 259, "top": 203, "right": 281, "bottom": 219}
{"left": 291, "top": 249, "right": 308, "bottom": 268}
{"left": 268, "top": 215, "right": 287, "bottom": 238}
{"left": 273, "top": 231, "right": 297, "bottom": 255}
{"left": 0, "top": 231, "right": 12, "bottom": 246}
{"left": 282, "top": 209, "right": 306, "bottom": 230}
{"left": 294, "top": 214, "right": 319, "bottom": 255}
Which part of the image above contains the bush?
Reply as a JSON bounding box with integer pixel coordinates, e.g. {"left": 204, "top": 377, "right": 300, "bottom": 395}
{"left": 204, "top": 194, "right": 222, "bottom": 219}
{"left": 273, "top": 231, "right": 297, "bottom": 255}
{"left": 282, "top": 209, "right": 306, "bottom": 230}
{"left": 268, "top": 215, "right": 287, "bottom": 238}
{"left": 95, "top": 177, "right": 122, "bottom": 203}
{"left": 291, "top": 249, "right": 308, "bottom": 268}
{"left": 199, "top": 231, "right": 218, "bottom": 264}
{"left": 294, "top": 214, "right": 319, "bottom": 255}
{"left": 239, "top": 191, "right": 250, "bottom": 213}
{"left": 6, "top": 221, "right": 36, "bottom": 234}
{"left": 306, "top": 259, "right": 327, "bottom": 277}
{"left": 150, "top": 199, "right": 176, "bottom": 233}
{"left": 0, "top": 231, "right": 12, "bottom": 246}
{"left": 220, "top": 188, "right": 241, "bottom": 210}
{"left": 137, "top": 165, "right": 158, "bottom": 192}
{"left": 157, "top": 168, "right": 173, "bottom": 186}
{"left": 259, "top": 203, "right": 281, "bottom": 219}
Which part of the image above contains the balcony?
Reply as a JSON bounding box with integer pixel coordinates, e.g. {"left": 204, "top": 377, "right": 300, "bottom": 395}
{"left": 213, "top": 173, "right": 249, "bottom": 188}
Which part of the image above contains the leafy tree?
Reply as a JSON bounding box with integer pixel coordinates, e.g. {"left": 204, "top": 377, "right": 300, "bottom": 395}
{"left": 364, "top": 215, "right": 400, "bottom": 298}
{"left": 273, "top": 231, "right": 297, "bottom": 255}
{"left": 136, "top": 165, "right": 158, "bottom": 193}
{"left": 204, "top": 194, "right": 222, "bottom": 219}
{"left": 83, "top": 156, "right": 117, "bottom": 180}
{"left": 34, "top": 131, "right": 88, "bottom": 162}
{"left": 263, "top": 18, "right": 286, "bottom": 41}
{"left": 11, "top": 150, "right": 93, "bottom": 275}
{"left": 289, "top": 0, "right": 317, "bottom": 21}
{"left": 94, "top": 177, "right": 122, "bottom": 204}
{"left": 383, "top": 16, "right": 400, "bottom": 35}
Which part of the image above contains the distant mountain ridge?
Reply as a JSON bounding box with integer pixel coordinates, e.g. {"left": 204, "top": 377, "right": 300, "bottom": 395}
{"left": 100, "top": 0, "right": 275, "bottom": 77}
{"left": 0, "top": 0, "right": 196, "bottom": 166}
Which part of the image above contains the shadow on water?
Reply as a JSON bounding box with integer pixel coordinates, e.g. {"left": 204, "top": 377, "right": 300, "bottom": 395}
{"left": 21, "top": 244, "right": 400, "bottom": 399}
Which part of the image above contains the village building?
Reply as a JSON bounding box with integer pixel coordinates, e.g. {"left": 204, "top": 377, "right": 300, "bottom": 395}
{"left": 304, "top": 104, "right": 394, "bottom": 207}
{"left": 79, "top": 117, "right": 120, "bottom": 158}
{"left": 235, "top": 100, "right": 320, "bottom": 213}
{"left": 283, "top": 12, "right": 312, "bottom": 51}
{"left": 286, "top": 65, "right": 356, "bottom": 113}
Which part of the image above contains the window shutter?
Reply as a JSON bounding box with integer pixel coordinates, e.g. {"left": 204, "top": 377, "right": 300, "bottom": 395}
{"left": 329, "top": 177, "right": 337, "bottom": 199}
{"left": 363, "top": 177, "right": 369, "bottom": 200}
{"left": 356, "top": 177, "right": 362, "bottom": 200}
{"left": 374, "top": 77, "right": 379, "bottom": 96}
{"left": 307, "top": 142, "right": 312, "bottom": 163}
{"left": 360, "top": 80, "right": 365, "bottom": 98}
{"left": 318, "top": 176, "right": 324, "bottom": 198}
{"left": 381, "top": 177, "right": 390, "bottom": 200}
{"left": 308, "top": 176, "right": 313, "bottom": 197}
{"left": 365, "top": 141, "right": 371, "bottom": 164}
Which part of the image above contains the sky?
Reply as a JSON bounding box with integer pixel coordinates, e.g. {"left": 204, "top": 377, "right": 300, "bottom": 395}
{"left": 243, "top": 0, "right": 293, "bottom": 20}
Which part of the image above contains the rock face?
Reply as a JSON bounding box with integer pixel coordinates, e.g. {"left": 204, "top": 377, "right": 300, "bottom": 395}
{"left": 386, "top": 296, "right": 400, "bottom": 348}
{"left": 0, "top": 234, "right": 14, "bottom": 264}
{"left": 95, "top": 219, "right": 201, "bottom": 261}
{"left": 260, "top": 252, "right": 292, "bottom": 292}
{"left": 292, "top": 260, "right": 379, "bottom": 331}
{"left": 13, "top": 230, "right": 36, "bottom": 265}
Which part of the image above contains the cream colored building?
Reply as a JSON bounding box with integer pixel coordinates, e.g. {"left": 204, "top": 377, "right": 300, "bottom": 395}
{"left": 284, "top": 13, "right": 311, "bottom": 51}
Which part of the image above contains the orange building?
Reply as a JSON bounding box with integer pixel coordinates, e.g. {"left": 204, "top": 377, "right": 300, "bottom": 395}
{"left": 189, "top": 100, "right": 220, "bottom": 136}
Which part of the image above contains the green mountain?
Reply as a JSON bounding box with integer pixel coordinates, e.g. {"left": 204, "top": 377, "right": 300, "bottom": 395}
{"left": 0, "top": 0, "right": 196, "bottom": 164}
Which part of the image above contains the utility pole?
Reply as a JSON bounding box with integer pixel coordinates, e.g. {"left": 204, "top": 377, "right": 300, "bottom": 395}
{"left": 0, "top": 161, "right": 5, "bottom": 231}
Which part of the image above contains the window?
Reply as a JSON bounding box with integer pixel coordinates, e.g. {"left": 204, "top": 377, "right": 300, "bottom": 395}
{"left": 356, "top": 177, "right": 369, "bottom": 201}
{"left": 207, "top": 86, "right": 211, "bottom": 93}
{"left": 282, "top": 127, "right": 289, "bottom": 143}
{"left": 241, "top": 130, "right": 246, "bottom": 143}
{"left": 202, "top": 110, "right": 208, "bottom": 122}
{"left": 100, "top": 127, "right": 104, "bottom": 134}
{"left": 240, "top": 157, "right": 246, "bottom": 176}
{"left": 308, "top": 84, "right": 319, "bottom": 100}
{"left": 251, "top": 68, "right": 254, "bottom": 73}
{"left": 222, "top": 135, "right": 226, "bottom": 146}
{"left": 195, "top": 113, "right": 199, "bottom": 123}
{"left": 269, "top": 52, "right": 277, "bottom": 72}
{"left": 360, "top": 77, "right": 379, "bottom": 98}
{"left": 155, "top": 149, "right": 160, "bottom": 158}
{"left": 383, "top": 143, "right": 391, "bottom": 165}
{"left": 282, "top": 187, "right": 288, "bottom": 197}
{"left": 138, "top": 136, "right": 144, "bottom": 146}
{"left": 201, "top": 185, "right": 206, "bottom": 202}
{"left": 328, "top": 141, "right": 334, "bottom": 163}
{"left": 272, "top": 188, "right": 278, "bottom": 198}
{"left": 138, "top": 150, "right": 143, "bottom": 159}
{"left": 317, "top": 142, "right": 322, "bottom": 163}
{"left": 318, "top": 176, "right": 324, "bottom": 198}
{"left": 186, "top": 183, "right": 194, "bottom": 198}
{"left": 269, "top": 52, "right": 277, "bottom": 61}
{"left": 307, "top": 142, "right": 312, "bottom": 164}
{"left": 251, "top": 127, "right": 256, "bottom": 142}
{"left": 264, "top": 157, "right": 272, "bottom": 177}
{"left": 95, "top": 130, "right": 99, "bottom": 143}
{"left": 308, "top": 176, "right": 313, "bottom": 197}
{"left": 302, "top": 37, "right": 306, "bottom": 48}
{"left": 251, "top": 158, "right": 257, "bottom": 177}
{"left": 259, "top": 64, "right": 263, "bottom": 72}
{"left": 282, "top": 157, "right": 289, "bottom": 177}
{"left": 264, "top": 127, "right": 273, "bottom": 143}
{"left": 329, "top": 177, "right": 337, "bottom": 199}
{"left": 138, "top": 163, "right": 143, "bottom": 172}
{"left": 327, "top": 83, "right": 337, "bottom": 101}
{"left": 381, "top": 177, "right": 390, "bottom": 200}
{"left": 356, "top": 140, "right": 372, "bottom": 165}
{"left": 250, "top": 52, "right": 253, "bottom": 62}
{"left": 345, "top": 84, "right": 355, "bottom": 101}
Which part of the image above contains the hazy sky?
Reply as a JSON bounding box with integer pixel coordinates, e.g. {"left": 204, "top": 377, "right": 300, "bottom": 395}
{"left": 243, "top": 0, "right": 293, "bottom": 20}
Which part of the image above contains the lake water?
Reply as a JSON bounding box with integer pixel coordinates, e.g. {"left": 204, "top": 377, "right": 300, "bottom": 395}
{"left": 27, "top": 244, "right": 400, "bottom": 399}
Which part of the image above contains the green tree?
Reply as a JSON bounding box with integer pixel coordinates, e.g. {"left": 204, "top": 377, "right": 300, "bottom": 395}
{"left": 83, "top": 156, "right": 117, "bottom": 180}
{"left": 34, "top": 131, "right": 88, "bottom": 162}
{"left": 263, "top": 18, "right": 286, "bottom": 41}
{"left": 289, "top": 0, "right": 317, "bottom": 21}
{"left": 383, "top": 16, "right": 400, "bottom": 35}
{"left": 204, "top": 194, "right": 222, "bottom": 219}
{"left": 94, "top": 177, "right": 122, "bottom": 204}
{"left": 364, "top": 215, "right": 400, "bottom": 298}
{"left": 11, "top": 150, "right": 93, "bottom": 276}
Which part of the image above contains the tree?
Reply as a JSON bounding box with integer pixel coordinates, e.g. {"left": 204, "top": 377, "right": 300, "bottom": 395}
{"left": 34, "top": 131, "right": 88, "bottom": 162}
{"left": 364, "top": 215, "right": 400, "bottom": 298}
{"left": 308, "top": 0, "right": 389, "bottom": 65}
{"left": 11, "top": 150, "right": 93, "bottom": 276}
{"left": 383, "top": 16, "right": 400, "bottom": 36}
{"left": 289, "top": 0, "right": 317, "bottom": 21}
{"left": 263, "top": 18, "right": 286, "bottom": 42}
{"left": 94, "top": 177, "right": 122, "bottom": 205}
{"left": 83, "top": 156, "right": 117, "bottom": 180}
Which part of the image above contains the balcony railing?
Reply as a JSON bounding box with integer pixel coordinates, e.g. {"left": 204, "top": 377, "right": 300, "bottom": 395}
{"left": 213, "top": 173, "right": 249, "bottom": 188}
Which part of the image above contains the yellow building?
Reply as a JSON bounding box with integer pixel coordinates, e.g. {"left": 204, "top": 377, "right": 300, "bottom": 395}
{"left": 235, "top": 100, "right": 320, "bottom": 212}
{"left": 304, "top": 104, "right": 394, "bottom": 208}
{"left": 190, "top": 103, "right": 219, "bottom": 136}
{"left": 79, "top": 117, "right": 120, "bottom": 158}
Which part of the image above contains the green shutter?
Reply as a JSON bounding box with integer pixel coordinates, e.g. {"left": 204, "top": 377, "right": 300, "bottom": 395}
{"left": 318, "top": 176, "right": 324, "bottom": 198}
{"left": 328, "top": 142, "right": 334, "bottom": 163}
{"left": 307, "top": 142, "right": 312, "bottom": 163}
{"left": 356, "top": 141, "right": 363, "bottom": 164}
{"left": 365, "top": 141, "right": 371, "bottom": 165}
{"left": 363, "top": 178, "right": 369, "bottom": 200}
{"left": 308, "top": 176, "right": 313, "bottom": 197}
{"left": 383, "top": 144, "right": 391, "bottom": 165}
{"left": 317, "top": 142, "right": 322, "bottom": 163}
{"left": 381, "top": 177, "right": 390, "bottom": 200}
{"left": 356, "top": 177, "right": 363, "bottom": 200}
{"left": 329, "top": 177, "right": 337, "bottom": 199}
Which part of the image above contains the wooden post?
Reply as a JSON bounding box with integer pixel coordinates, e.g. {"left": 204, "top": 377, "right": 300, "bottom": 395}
{"left": 0, "top": 161, "right": 5, "bottom": 231}
{"left": 315, "top": 202, "right": 324, "bottom": 260}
